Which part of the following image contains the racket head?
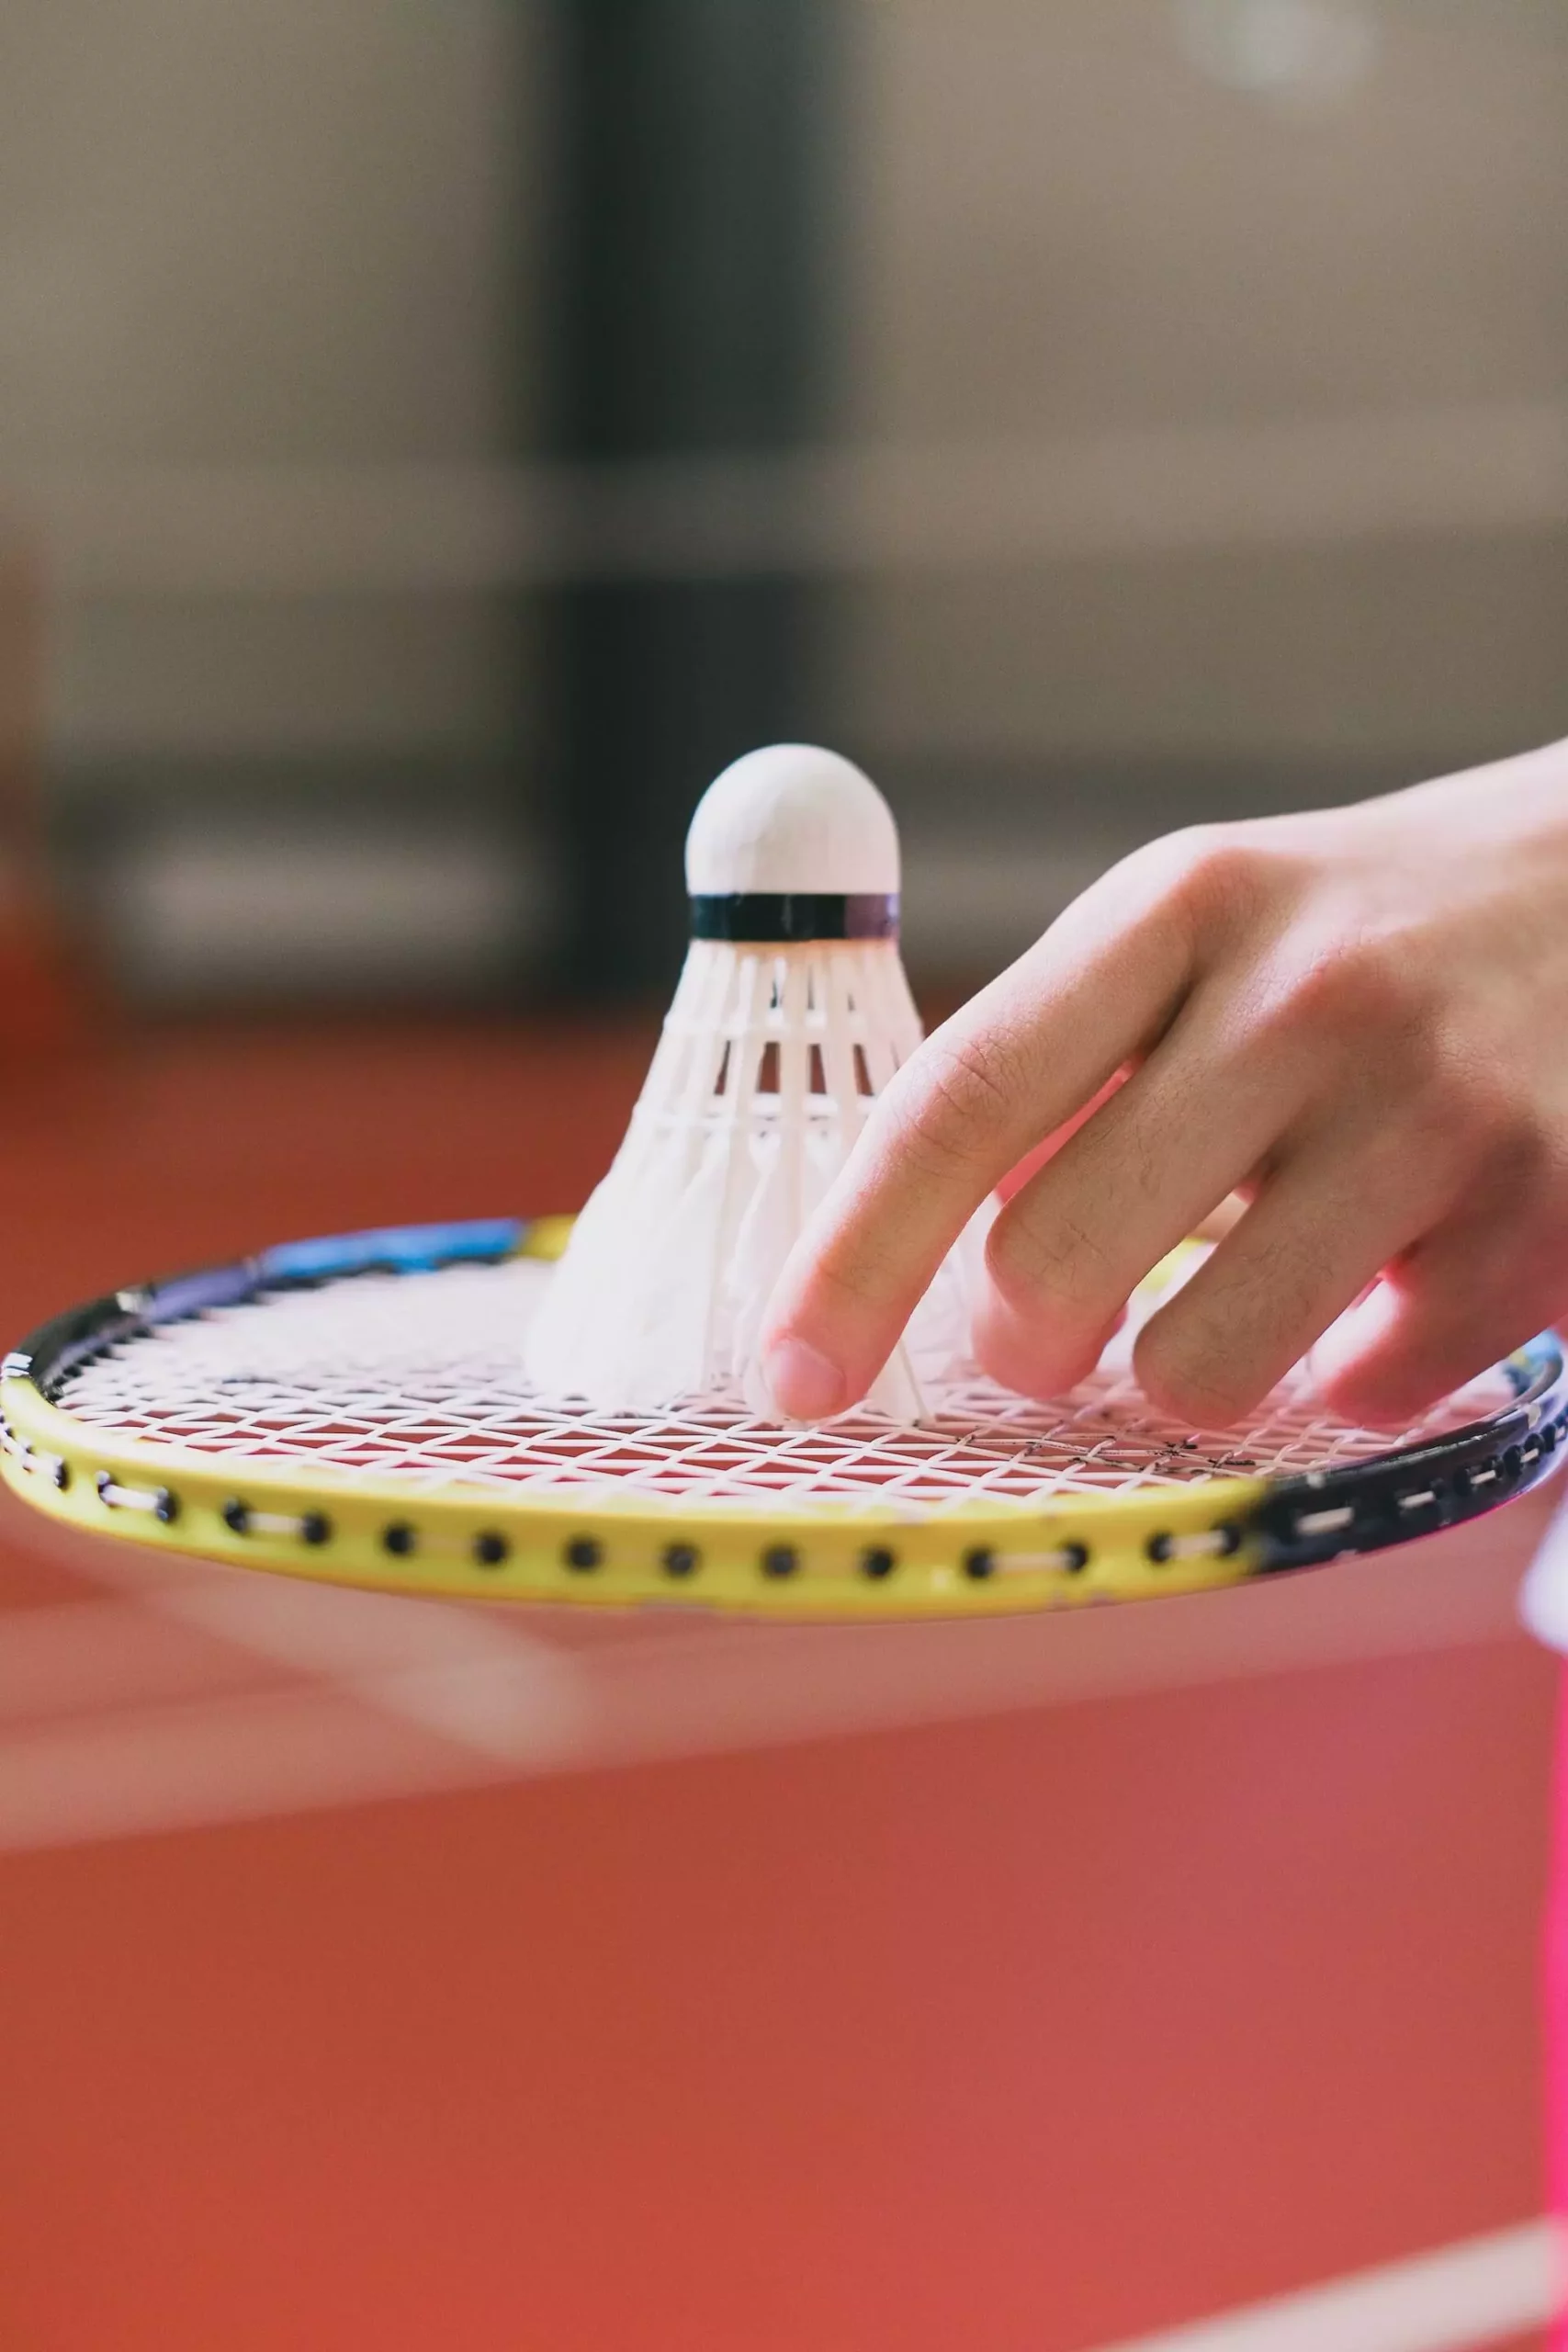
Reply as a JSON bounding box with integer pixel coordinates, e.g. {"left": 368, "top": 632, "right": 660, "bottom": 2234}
{"left": 3, "top": 1216, "right": 1564, "bottom": 1618}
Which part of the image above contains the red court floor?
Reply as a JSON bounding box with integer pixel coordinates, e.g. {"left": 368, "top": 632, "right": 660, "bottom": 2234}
{"left": 0, "top": 1019, "right": 1558, "bottom": 2350}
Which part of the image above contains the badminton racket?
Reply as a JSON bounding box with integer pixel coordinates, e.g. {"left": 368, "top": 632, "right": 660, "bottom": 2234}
{"left": 3, "top": 1215, "right": 1562, "bottom": 1618}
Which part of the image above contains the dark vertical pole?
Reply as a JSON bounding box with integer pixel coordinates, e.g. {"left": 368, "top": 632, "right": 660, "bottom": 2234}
{"left": 544, "top": 0, "right": 830, "bottom": 998}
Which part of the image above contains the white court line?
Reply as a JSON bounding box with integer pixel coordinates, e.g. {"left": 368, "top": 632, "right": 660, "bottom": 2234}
{"left": 0, "top": 1596, "right": 273, "bottom": 1726}
{"left": 141, "top": 1577, "right": 592, "bottom": 1765}
{"left": 539, "top": 1504, "right": 1546, "bottom": 1774}
{"left": 0, "top": 1478, "right": 1549, "bottom": 1852}
{"left": 0, "top": 1683, "right": 497, "bottom": 1851}
{"left": 1086, "top": 2220, "right": 1558, "bottom": 2352}
{"left": 0, "top": 1513, "right": 1542, "bottom": 1851}
{"left": 24, "top": 1526, "right": 594, "bottom": 1754}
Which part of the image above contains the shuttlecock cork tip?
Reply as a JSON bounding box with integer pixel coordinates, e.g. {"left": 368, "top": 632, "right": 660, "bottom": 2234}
{"left": 685, "top": 744, "right": 899, "bottom": 898}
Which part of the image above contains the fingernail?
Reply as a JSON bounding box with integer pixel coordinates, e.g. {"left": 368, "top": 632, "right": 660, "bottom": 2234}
{"left": 761, "top": 1336, "right": 847, "bottom": 1421}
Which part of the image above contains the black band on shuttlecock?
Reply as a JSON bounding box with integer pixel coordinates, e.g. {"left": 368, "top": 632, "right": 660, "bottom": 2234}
{"left": 689, "top": 892, "right": 899, "bottom": 943}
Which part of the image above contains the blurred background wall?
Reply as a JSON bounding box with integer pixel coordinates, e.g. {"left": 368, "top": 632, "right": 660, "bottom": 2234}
{"left": 4, "top": 0, "right": 540, "bottom": 1004}
{"left": 2, "top": 0, "right": 1565, "bottom": 1005}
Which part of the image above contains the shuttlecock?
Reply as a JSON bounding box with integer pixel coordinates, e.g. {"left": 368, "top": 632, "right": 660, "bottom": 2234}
{"left": 525, "top": 743, "right": 979, "bottom": 1419}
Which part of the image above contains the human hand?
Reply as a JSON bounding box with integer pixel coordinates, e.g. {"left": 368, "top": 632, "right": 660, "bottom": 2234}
{"left": 759, "top": 740, "right": 1568, "bottom": 1429}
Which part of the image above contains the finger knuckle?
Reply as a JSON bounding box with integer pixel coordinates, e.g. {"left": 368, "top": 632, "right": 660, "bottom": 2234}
{"left": 887, "top": 1031, "right": 1020, "bottom": 1179}
{"left": 1415, "top": 1057, "right": 1518, "bottom": 1164}
{"left": 1262, "top": 938, "right": 1431, "bottom": 1050}
{"left": 811, "top": 1246, "right": 899, "bottom": 1320}
{"left": 1483, "top": 1110, "right": 1568, "bottom": 1204}
{"left": 985, "top": 1196, "right": 1112, "bottom": 1314}
{"left": 1138, "top": 823, "right": 1292, "bottom": 928}
{"left": 1404, "top": 1035, "right": 1562, "bottom": 1193}
{"left": 1134, "top": 1317, "right": 1260, "bottom": 1428}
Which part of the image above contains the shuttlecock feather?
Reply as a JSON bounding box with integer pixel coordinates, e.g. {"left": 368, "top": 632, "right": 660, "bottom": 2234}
{"left": 525, "top": 744, "right": 980, "bottom": 1419}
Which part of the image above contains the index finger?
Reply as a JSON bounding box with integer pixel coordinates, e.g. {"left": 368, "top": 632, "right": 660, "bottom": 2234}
{"left": 756, "top": 845, "right": 1202, "bottom": 1419}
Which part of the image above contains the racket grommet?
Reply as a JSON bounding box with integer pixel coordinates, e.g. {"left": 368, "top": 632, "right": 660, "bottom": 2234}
{"left": 1061, "top": 1543, "right": 1089, "bottom": 1575}
{"left": 300, "top": 1512, "right": 332, "bottom": 1546}
{"left": 1503, "top": 1445, "right": 1524, "bottom": 1480}
{"left": 221, "top": 1498, "right": 250, "bottom": 1535}
{"left": 564, "top": 1536, "right": 602, "bottom": 1572}
{"left": 51, "top": 1460, "right": 70, "bottom": 1492}
{"left": 383, "top": 1521, "right": 417, "bottom": 1557}
{"left": 1146, "top": 1532, "right": 1175, "bottom": 1565}
{"left": 473, "top": 1531, "right": 509, "bottom": 1567}
{"left": 761, "top": 1544, "right": 799, "bottom": 1579}
{"left": 962, "top": 1546, "right": 996, "bottom": 1580}
{"left": 861, "top": 1546, "right": 897, "bottom": 1580}
{"left": 661, "top": 1543, "right": 699, "bottom": 1578}
{"left": 153, "top": 1488, "right": 179, "bottom": 1526}
{"left": 1213, "top": 1521, "right": 1242, "bottom": 1557}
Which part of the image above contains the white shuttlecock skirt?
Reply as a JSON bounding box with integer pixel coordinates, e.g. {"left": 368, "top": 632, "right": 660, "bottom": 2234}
{"left": 525, "top": 937, "right": 982, "bottom": 1419}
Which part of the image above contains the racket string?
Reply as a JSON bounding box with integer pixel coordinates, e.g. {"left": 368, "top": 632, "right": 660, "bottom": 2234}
{"left": 48, "top": 1260, "right": 1513, "bottom": 1513}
